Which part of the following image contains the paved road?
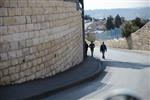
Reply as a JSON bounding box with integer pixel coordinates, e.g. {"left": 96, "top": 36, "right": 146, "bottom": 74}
{"left": 43, "top": 47, "right": 150, "bottom": 100}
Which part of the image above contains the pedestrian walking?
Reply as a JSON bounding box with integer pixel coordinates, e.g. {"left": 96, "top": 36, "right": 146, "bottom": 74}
{"left": 89, "top": 41, "right": 95, "bottom": 57}
{"left": 84, "top": 41, "right": 88, "bottom": 57}
{"left": 100, "top": 42, "right": 107, "bottom": 59}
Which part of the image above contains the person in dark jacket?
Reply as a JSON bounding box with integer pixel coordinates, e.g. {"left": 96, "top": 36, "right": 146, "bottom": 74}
{"left": 89, "top": 41, "right": 95, "bottom": 57}
{"left": 84, "top": 41, "right": 88, "bottom": 57}
{"left": 100, "top": 42, "right": 107, "bottom": 59}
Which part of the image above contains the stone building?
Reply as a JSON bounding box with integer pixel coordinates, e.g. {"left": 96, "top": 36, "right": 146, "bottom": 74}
{"left": 0, "top": 0, "right": 84, "bottom": 85}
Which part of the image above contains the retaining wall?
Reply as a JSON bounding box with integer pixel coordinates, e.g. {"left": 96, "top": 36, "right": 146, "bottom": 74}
{"left": 0, "top": 0, "right": 83, "bottom": 85}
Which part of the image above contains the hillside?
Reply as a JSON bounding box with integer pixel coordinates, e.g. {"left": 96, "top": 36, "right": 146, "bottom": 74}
{"left": 85, "top": 7, "right": 150, "bottom": 20}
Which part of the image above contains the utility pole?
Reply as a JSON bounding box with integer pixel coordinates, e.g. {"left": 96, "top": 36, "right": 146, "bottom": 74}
{"left": 80, "top": 0, "right": 85, "bottom": 60}
{"left": 76, "top": 0, "right": 85, "bottom": 60}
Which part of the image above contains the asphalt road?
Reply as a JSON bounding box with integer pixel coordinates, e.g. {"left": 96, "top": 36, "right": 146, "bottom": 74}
{"left": 43, "top": 47, "right": 150, "bottom": 100}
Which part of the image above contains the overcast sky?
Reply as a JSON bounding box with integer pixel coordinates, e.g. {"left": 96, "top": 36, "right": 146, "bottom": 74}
{"left": 84, "top": 0, "right": 149, "bottom": 10}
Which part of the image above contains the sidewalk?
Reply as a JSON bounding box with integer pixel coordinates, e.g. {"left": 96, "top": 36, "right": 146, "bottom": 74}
{"left": 0, "top": 56, "right": 102, "bottom": 100}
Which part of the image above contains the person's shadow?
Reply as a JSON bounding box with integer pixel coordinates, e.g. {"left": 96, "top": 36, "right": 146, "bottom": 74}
{"left": 101, "top": 59, "right": 150, "bottom": 69}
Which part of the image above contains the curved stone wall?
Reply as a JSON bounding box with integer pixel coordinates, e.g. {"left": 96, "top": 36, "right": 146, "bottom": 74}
{"left": 0, "top": 0, "right": 83, "bottom": 85}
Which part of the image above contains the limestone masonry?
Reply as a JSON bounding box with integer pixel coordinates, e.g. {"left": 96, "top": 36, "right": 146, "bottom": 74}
{"left": 0, "top": 0, "right": 83, "bottom": 85}
{"left": 131, "top": 22, "right": 150, "bottom": 51}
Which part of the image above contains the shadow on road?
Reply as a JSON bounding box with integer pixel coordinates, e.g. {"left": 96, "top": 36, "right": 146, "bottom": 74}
{"left": 101, "top": 60, "right": 150, "bottom": 69}
{"left": 43, "top": 72, "right": 108, "bottom": 100}
{"left": 41, "top": 56, "right": 108, "bottom": 100}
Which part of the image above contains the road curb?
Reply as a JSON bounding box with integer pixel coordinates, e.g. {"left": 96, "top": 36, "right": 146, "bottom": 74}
{"left": 25, "top": 59, "right": 102, "bottom": 100}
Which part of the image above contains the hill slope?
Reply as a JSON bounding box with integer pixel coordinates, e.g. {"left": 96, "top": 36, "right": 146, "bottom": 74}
{"left": 85, "top": 7, "right": 150, "bottom": 20}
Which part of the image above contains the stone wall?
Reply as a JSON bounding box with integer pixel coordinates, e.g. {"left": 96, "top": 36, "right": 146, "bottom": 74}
{"left": 132, "top": 22, "right": 150, "bottom": 51}
{"left": 104, "top": 38, "right": 128, "bottom": 49}
{"left": 0, "top": 0, "right": 83, "bottom": 85}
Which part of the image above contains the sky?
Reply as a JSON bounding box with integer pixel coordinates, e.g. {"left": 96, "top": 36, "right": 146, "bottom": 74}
{"left": 84, "top": 0, "right": 149, "bottom": 10}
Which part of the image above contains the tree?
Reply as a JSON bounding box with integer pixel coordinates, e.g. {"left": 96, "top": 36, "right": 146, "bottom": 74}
{"left": 121, "top": 17, "right": 125, "bottom": 23}
{"left": 84, "top": 15, "right": 92, "bottom": 21}
{"left": 106, "top": 16, "right": 115, "bottom": 30}
{"left": 121, "top": 21, "right": 139, "bottom": 38}
{"left": 115, "top": 14, "right": 122, "bottom": 28}
{"left": 121, "top": 21, "right": 139, "bottom": 49}
{"left": 132, "top": 17, "right": 143, "bottom": 28}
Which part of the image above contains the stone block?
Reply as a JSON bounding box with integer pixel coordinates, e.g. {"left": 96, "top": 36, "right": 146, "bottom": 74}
{"left": 2, "top": 0, "right": 9, "bottom": 7}
{"left": 10, "top": 58, "right": 19, "bottom": 66}
{"left": 36, "top": 15, "right": 44, "bottom": 22}
{"left": 19, "top": 24, "right": 26, "bottom": 32}
{"left": 21, "top": 63, "right": 28, "bottom": 71}
{"left": 24, "top": 69, "right": 31, "bottom": 76}
{"left": 33, "top": 38, "right": 39, "bottom": 45}
{"left": 8, "top": 8, "right": 21, "bottom": 16}
{"left": 31, "top": 16, "right": 37, "bottom": 23}
{"left": 0, "top": 0, "right": 4, "bottom": 7}
{"left": 18, "top": 40, "right": 26, "bottom": 48}
{"left": 22, "top": 47, "right": 31, "bottom": 56}
{"left": 40, "top": 22, "right": 49, "bottom": 30}
{"left": 0, "top": 26, "right": 7, "bottom": 35}
{"left": 27, "top": 62, "right": 33, "bottom": 68}
{"left": 0, "top": 17, "right": 2, "bottom": 26}
{"left": 3, "top": 34, "right": 12, "bottom": 42}
{"left": 7, "top": 25, "right": 19, "bottom": 34}
{"left": 25, "top": 55, "right": 33, "bottom": 62}
{"left": 16, "top": 50, "right": 22, "bottom": 57}
{"left": 16, "top": 16, "right": 26, "bottom": 25}
{"left": 3, "top": 17, "right": 16, "bottom": 26}
{"left": 26, "top": 24, "right": 34, "bottom": 31}
{"left": 31, "top": 67, "right": 36, "bottom": 73}
{"left": 26, "top": 39, "right": 33, "bottom": 47}
{"left": 26, "top": 16, "right": 32, "bottom": 24}
{"left": 9, "top": 0, "right": 18, "bottom": 7}
{"left": 1, "top": 76, "right": 10, "bottom": 85}
{"left": 0, "top": 8, "right": 8, "bottom": 17}
{"left": 10, "top": 73, "right": 19, "bottom": 82}
{"left": 8, "top": 51, "right": 17, "bottom": 59}
{"left": 0, "top": 70, "right": 2, "bottom": 78}
{"left": 0, "top": 43, "right": 10, "bottom": 53}
{"left": 39, "top": 64, "right": 45, "bottom": 70}
{"left": 26, "top": 75, "right": 35, "bottom": 81}
{"left": 0, "top": 61, "right": 9, "bottom": 70}
{"left": 9, "top": 66, "right": 16, "bottom": 74}
{"left": 0, "top": 52, "right": 8, "bottom": 61}
{"left": 19, "top": 71, "right": 25, "bottom": 78}
{"left": 21, "top": 8, "right": 32, "bottom": 15}
{"left": 28, "top": 0, "right": 37, "bottom": 8}
{"left": 18, "top": 0, "right": 28, "bottom": 7}
{"left": 15, "top": 65, "right": 20, "bottom": 73}
{"left": 33, "top": 23, "right": 40, "bottom": 31}
{"left": 28, "top": 32, "right": 34, "bottom": 38}
{"left": 2, "top": 68, "right": 8, "bottom": 76}
{"left": 16, "top": 78, "right": 26, "bottom": 84}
